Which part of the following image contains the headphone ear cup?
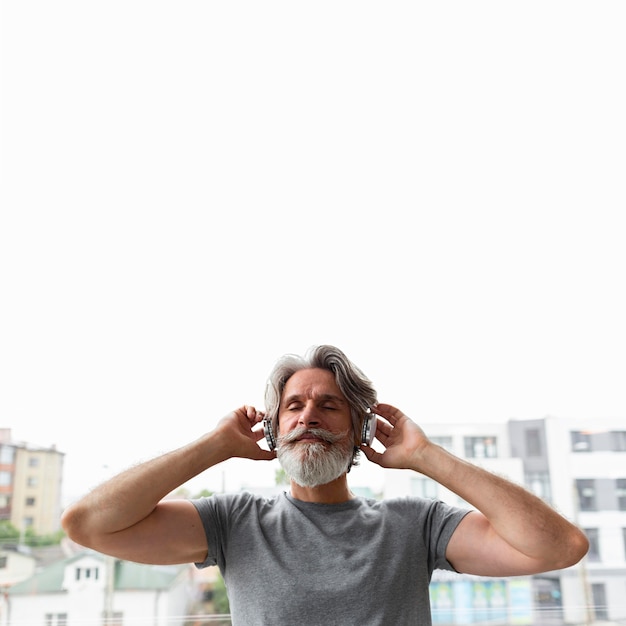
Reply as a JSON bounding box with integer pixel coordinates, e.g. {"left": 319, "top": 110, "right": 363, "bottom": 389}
{"left": 361, "top": 414, "right": 377, "bottom": 446}
{"left": 263, "top": 418, "right": 277, "bottom": 451}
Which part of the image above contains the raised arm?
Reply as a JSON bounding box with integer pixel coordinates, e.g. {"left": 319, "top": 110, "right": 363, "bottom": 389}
{"left": 61, "top": 406, "right": 274, "bottom": 565}
{"left": 361, "top": 404, "right": 589, "bottom": 577}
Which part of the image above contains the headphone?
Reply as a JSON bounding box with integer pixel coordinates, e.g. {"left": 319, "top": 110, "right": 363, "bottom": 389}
{"left": 262, "top": 410, "right": 377, "bottom": 452}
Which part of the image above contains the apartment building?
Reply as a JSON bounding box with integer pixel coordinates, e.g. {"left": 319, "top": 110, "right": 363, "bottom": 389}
{"left": 383, "top": 417, "right": 626, "bottom": 624}
{"left": 383, "top": 422, "right": 545, "bottom": 625}
{"left": 0, "top": 429, "right": 65, "bottom": 536}
{"left": 518, "top": 416, "right": 626, "bottom": 624}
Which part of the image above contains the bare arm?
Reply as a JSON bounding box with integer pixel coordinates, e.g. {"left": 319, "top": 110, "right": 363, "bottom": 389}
{"left": 61, "top": 406, "right": 275, "bottom": 565}
{"left": 361, "top": 404, "right": 589, "bottom": 576}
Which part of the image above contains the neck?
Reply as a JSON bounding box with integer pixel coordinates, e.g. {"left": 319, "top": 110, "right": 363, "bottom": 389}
{"left": 289, "top": 474, "right": 353, "bottom": 504}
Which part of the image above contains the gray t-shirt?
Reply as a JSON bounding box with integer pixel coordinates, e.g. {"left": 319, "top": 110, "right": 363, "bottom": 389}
{"left": 192, "top": 491, "right": 468, "bottom": 626}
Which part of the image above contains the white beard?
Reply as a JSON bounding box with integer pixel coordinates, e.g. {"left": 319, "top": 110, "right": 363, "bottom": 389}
{"left": 276, "top": 428, "right": 354, "bottom": 488}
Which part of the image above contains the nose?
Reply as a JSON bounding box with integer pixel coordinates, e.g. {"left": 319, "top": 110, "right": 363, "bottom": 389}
{"left": 298, "top": 403, "right": 321, "bottom": 429}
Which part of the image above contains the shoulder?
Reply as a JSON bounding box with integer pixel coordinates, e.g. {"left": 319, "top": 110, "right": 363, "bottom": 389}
{"left": 368, "top": 495, "right": 461, "bottom": 514}
{"left": 367, "top": 496, "right": 469, "bottom": 530}
{"left": 191, "top": 490, "right": 286, "bottom": 519}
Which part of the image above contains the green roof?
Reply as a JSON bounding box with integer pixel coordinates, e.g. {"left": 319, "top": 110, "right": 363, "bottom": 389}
{"left": 10, "top": 551, "right": 187, "bottom": 595}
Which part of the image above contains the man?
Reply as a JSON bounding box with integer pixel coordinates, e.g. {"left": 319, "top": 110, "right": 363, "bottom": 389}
{"left": 62, "top": 345, "right": 588, "bottom": 625}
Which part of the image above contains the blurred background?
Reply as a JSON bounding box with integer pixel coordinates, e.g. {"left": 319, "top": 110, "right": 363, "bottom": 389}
{"left": 2, "top": 0, "right": 624, "bottom": 505}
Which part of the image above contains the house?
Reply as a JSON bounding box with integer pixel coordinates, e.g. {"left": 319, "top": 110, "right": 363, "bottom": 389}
{"left": 3, "top": 550, "right": 200, "bottom": 626}
{"left": 0, "top": 546, "right": 37, "bottom": 590}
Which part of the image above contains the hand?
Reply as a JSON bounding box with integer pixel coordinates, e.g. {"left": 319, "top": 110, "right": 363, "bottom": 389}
{"left": 214, "top": 405, "right": 276, "bottom": 462}
{"left": 360, "top": 403, "right": 430, "bottom": 471}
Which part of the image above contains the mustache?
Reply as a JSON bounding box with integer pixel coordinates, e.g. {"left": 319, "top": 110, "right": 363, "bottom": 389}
{"left": 278, "top": 427, "right": 350, "bottom": 446}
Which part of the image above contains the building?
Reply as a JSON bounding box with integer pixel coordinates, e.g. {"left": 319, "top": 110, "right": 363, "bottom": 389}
{"left": 0, "top": 546, "right": 36, "bottom": 591}
{"left": 3, "top": 551, "right": 199, "bottom": 626}
{"left": 510, "top": 416, "right": 626, "bottom": 625}
{"left": 383, "top": 417, "right": 626, "bottom": 624}
{"left": 383, "top": 421, "right": 541, "bottom": 624}
{"left": 0, "top": 429, "right": 65, "bottom": 536}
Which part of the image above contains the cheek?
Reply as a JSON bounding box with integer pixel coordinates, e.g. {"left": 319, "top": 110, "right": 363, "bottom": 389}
{"left": 277, "top": 413, "right": 298, "bottom": 436}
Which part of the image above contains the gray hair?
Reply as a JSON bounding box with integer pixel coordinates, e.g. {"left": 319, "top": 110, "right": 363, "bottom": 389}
{"left": 264, "top": 345, "right": 377, "bottom": 468}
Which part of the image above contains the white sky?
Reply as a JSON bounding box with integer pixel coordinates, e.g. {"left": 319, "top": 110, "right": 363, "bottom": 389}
{"left": 2, "top": 2, "right": 625, "bottom": 505}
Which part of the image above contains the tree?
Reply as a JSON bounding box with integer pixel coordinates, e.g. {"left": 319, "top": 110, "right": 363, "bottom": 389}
{"left": 212, "top": 572, "right": 230, "bottom": 615}
{"left": 0, "top": 521, "right": 64, "bottom": 547}
{"left": 275, "top": 468, "right": 289, "bottom": 485}
{"left": 0, "top": 520, "right": 19, "bottom": 544}
{"left": 193, "top": 488, "right": 213, "bottom": 498}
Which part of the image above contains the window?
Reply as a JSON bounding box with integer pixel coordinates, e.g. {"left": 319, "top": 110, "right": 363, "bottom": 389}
{"left": 584, "top": 528, "right": 600, "bottom": 562}
{"left": 411, "top": 477, "right": 438, "bottom": 499}
{"left": 526, "top": 471, "right": 552, "bottom": 502}
{"left": 27, "top": 476, "right": 38, "bottom": 487}
{"left": 0, "top": 446, "right": 15, "bottom": 464}
{"left": 76, "top": 566, "right": 100, "bottom": 581}
{"left": 612, "top": 431, "right": 626, "bottom": 451}
{"left": 576, "top": 479, "right": 597, "bottom": 511}
{"left": 571, "top": 430, "right": 626, "bottom": 453}
{"left": 25, "top": 497, "right": 36, "bottom": 506}
{"left": 623, "top": 528, "right": 626, "bottom": 560}
{"left": 0, "top": 471, "right": 11, "bottom": 486}
{"left": 525, "top": 428, "right": 542, "bottom": 456}
{"left": 464, "top": 436, "right": 497, "bottom": 458}
{"left": 0, "top": 556, "right": 7, "bottom": 568}
{"left": 571, "top": 431, "right": 591, "bottom": 452}
{"left": 45, "top": 614, "right": 67, "bottom": 626}
{"left": 616, "top": 479, "right": 626, "bottom": 511}
{"left": 28, "top": 456, "right": 40, "bottom": 468}
{"left": 591, "top": 584, "right": 608, "bottom": 621}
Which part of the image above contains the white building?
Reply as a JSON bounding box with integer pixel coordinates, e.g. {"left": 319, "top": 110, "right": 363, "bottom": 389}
{"left": 0, "top": 547, "right": 36, "bottom": 590}
{"left": 3, "top": 551, "right": 199, "bottom": 626}
{"left": 383, "top": 422, "right": 539, "bottom": 625}
{"left": 538, "top": 416, "right": 626, "bottom": 624}
{"left": 383, "top": 417, "right": 626, "bottom": 624}
{"left": 383, "top": 421, "right": 523, "bottom": 503}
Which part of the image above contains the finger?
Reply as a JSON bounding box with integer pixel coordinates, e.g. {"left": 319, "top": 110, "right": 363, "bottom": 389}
{"left": 253, "top": 448, "right": 277, "bottom": 461}
{"left": 375, "top": 418, "right": 393, "bottom": 438}
{"left": 252, "top": 427, "right": 266, "bottom": 442}
{"left": 360, "top": 445, "right": 386, "bottom": 467}
{"left": 371, "top": 429, "right": 389, "bottom": 448}
{"left": 372, "top": 403, "right": 405, "bottom": 424}
{"left": 245, "top": 406, "right": 266, "bottom": 423}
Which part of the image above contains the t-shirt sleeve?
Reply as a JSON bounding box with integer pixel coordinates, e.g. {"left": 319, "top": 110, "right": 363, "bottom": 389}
{"left": 191, "top": 493, "right": 247, "bottom": 570}
{"left": 425, "top": 499, "right": 471, "bottom": 572}
{"left": 190, "top": 496, "right": 220, "bottom": 569}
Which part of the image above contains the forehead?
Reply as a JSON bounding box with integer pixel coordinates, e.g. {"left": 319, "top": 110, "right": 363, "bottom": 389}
{"left": 281, "top": 368, "right": 345, "bottom": 401}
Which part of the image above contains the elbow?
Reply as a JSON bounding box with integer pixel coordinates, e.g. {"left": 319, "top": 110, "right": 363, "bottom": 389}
{"left": 528, "top": 527, "right": 589, "bottom": 574}
{"left": 571, "top": 528, "right": 590, "bottom": 565}
{"left": 557, "top": 528, "right": 589, "bottom": 570}
{"left": 61, "top": 502, "right": 94, "bottom": 548}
